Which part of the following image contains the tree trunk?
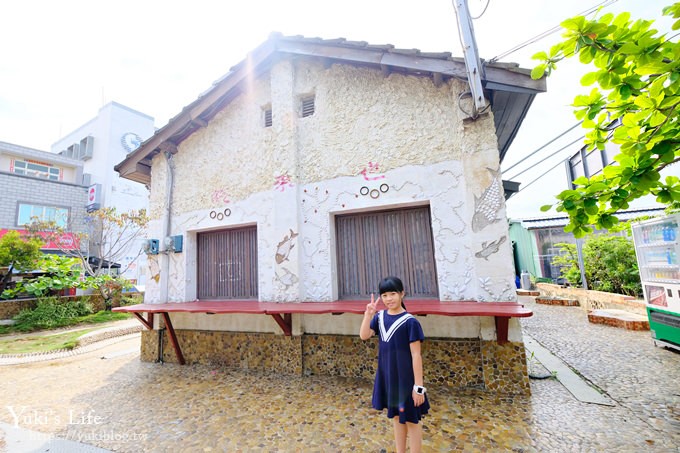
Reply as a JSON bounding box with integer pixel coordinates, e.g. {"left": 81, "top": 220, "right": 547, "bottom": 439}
{"left": 0, "top": 264, "right": 15, "bottom": 294}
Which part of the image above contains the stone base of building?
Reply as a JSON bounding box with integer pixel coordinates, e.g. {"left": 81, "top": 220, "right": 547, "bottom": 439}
{"left": 140, "top": 329, "right": 530, "bottom": 395}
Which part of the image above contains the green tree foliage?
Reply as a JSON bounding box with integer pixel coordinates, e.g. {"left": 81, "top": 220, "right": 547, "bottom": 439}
{"left": 1, "top": 255, "right": 83, "bottom": 299}
{"left": 27, "top": 207, "right": 147, "bottom": 309}
{"left": 533, "top": 4, "right": 680, "bottom": 237}
{"left": 0, "top": 231, "right": 43, "bottom": 294}
{"left": 550, "top": 242, "right": 583, "bottom": 285}
{"left": 553, "top": 234, "right": 642, "bottom": 297}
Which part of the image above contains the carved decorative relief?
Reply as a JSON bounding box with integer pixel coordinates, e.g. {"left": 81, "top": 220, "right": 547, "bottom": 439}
{"left": 478, "top": 277, "right": 516, "bottom": 302}
{"left": 275, "top": 229, "right": 299, "bottom": 264}
{"left": 209, "top": 208, "right": 232, "bottom": 221}
{"left": 148, "top": 257, "right": 161, "bottom": 283}
{"left": 211, "top": 188, "right": 231, "bottom": 204}
{"left": 439, "top": 262, "right": 473, "bottom": 300}
{"left": 274, "top": 174, "right": 294, "bottom": 192}
{"left": 357, "top": 161, "right": 389, "bottom": 199}
{"left": 472, "top": 168, "right": 503, "bottom": 232}
{"left": 275, "top": 267, "right": 299, "bottom": 290}
{"left": 475, "top": 236, "right": 507, "bottom": 261}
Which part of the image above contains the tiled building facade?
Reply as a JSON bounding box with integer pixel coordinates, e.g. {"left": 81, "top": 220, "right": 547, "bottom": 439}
{"left": 0, "top": 141, "right": 88, "bottom": 249}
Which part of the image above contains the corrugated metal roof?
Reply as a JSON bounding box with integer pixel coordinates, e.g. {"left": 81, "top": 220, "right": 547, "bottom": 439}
{"left": 518, "top": 208, "right": 665, "bottom": 229}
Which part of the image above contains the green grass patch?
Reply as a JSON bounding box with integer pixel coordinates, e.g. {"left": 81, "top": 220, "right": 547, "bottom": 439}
{"left": 78, "top": 310, "right": 131, "bottom": 324}
{"left": 0, "top": 310, "right": 131, "bottom": 336}
{"left": 0, "top": 328, "right": 96, "bottom": 354}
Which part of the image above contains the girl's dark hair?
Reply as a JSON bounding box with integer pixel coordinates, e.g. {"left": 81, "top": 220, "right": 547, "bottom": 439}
{"left": 378, "top": 276, "right": 406, "bottom": 310}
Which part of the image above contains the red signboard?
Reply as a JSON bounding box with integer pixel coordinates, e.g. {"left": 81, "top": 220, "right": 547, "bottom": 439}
{"left": 0, "top": 229, "right": 80, "bottom": 250}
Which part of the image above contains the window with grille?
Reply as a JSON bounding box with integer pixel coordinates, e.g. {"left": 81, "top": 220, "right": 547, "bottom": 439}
{"left": 301, "top": 95, "right": 315, "bottom": 118}
{"left": 335, "top": 206, "right": 438, "bottom": 299}
{"left": 263, "top": 107, "right": 272, "bottom": 127}
{"left": 197, "top": 226, "right": 259, "bottom": 299}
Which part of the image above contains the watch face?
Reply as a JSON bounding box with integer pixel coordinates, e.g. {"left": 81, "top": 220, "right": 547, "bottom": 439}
{"left": 121, "top": 132, "right": 142, "bottom": 153}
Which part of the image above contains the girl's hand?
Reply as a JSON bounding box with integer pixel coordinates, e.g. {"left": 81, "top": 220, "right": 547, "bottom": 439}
{"left": 413, "top": 390, "right": 425, "bottom": 407}
{"left": 365, "top": 293, "right": 379, "bottom": 317}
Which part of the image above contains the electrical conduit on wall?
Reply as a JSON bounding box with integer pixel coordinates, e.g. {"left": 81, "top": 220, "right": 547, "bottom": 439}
{"left": 157, "top": 151, "right": 175, "bottom": 362}
{"left": 160, "top": 151, "right": 175, "bottom": 303}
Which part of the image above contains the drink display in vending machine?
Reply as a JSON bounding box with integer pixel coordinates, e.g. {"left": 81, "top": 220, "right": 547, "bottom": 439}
{"left": 631, "top": 214, "right": 680, "bottom": 351}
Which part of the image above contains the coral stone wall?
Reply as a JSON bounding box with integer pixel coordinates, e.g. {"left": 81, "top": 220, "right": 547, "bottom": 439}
{"left": 536, "top": 283, "right": 646, "bottom": 314}
{"left": 143, "top": 58, "right": 517, "bottom": 312}
{"left": 0, "top": 295, "right": 108, "bottom": 319}
{"left": 0, "top": 299, "right": 35, "bottom": 319}
{"left": 140, "top": 330, "right": 529, "bottom": 395}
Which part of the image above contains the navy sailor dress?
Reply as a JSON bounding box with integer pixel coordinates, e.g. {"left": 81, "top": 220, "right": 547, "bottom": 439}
{"left": 370, "top": 310, "right": 430, "bottom": 424}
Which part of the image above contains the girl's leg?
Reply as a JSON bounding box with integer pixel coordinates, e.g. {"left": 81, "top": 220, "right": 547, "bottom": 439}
{"left": 392, "top": 418, "right": 407, "bottom": 453}
{"left": 406, "top": 422, "right": 422, "bottom": 453}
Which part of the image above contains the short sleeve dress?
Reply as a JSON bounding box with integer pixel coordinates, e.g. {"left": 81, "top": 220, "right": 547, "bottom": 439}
{"left": 370, "top": 310, "right": 430, "bottom": 424}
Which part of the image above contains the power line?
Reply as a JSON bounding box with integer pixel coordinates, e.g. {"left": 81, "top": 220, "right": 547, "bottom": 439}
{"left": 502, "top": 121, "right": 583, "bottom": 174}
{"left": 507, "top": 135, "right": 584, "bottom": 180}
{"left": 516, "top": 155, "right": 568, "bottom": 193}
{"left": 488, "top": 0, "right": 619, "bottom": 63}
{"left": 470, "top": 0, "right": 491, "bottom": 20}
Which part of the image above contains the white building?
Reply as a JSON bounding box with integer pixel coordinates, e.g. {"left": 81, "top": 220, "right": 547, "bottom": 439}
{"left": 114, "top": 34, "right": 545, "bottom": 394}
{"left": 52, "top": 102, "right": 155, "bottom": 284}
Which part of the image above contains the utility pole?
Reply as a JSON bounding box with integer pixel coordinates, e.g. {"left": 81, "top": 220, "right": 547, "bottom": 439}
{"left": 452, "top": 0, "right": 488, "bottom": 118}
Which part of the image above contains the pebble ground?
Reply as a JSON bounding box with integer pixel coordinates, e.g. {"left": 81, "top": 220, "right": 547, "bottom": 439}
{"left": 0, "top": 296, "right": 678, "bottom": 452}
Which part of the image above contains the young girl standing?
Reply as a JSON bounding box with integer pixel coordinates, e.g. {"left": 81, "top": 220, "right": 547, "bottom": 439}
{"left": 360, "top": 276, "right": 430, "bottom": 453}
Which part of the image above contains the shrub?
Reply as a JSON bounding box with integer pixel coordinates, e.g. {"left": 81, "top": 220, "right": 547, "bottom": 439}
{"left": 552, "top": 233, "right": 642, "bottom": 298}
{"left": 13, "top": 296, "right": 93, "bottom": 331}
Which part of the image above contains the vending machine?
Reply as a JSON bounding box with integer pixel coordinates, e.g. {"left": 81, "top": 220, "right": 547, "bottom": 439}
{"left": 631, "top": 214, "right": 680, "bottom": 351}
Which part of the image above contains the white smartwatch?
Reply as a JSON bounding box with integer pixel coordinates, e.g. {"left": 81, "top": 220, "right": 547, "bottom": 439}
{"left": 413, "top": 385, "right": 426, "bottom": 395}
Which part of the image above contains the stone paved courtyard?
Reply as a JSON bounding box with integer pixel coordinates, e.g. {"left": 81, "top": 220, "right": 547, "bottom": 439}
{"left": 0, "top": 296, "right": 678, "bottom": 452}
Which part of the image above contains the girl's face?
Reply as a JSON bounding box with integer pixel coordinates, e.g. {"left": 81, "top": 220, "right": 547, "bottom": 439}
{"left": 380, "top": 291, "right": 405, "bottom": 311}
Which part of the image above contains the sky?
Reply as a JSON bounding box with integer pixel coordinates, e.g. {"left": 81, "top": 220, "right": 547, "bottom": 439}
{"left": 0, "top": 0, "right": 674, "bottom": 218}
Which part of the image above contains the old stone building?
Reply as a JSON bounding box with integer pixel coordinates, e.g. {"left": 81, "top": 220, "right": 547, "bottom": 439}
{"left": 115, "top": 34, "right": 545, "bottom": 394}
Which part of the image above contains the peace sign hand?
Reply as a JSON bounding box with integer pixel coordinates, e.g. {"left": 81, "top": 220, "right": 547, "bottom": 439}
{"left": 365, "top": 293, "right": 379, "bottom": 318}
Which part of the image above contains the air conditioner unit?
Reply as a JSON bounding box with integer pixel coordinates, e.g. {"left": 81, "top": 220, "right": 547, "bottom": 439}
{"left": 79, "top": 136, "right": 94, "bottom": 160}
{"left": 67, "top": 143, "right": 79, "bottom": 160}
{"left": 164, "top": 235, "right": 183, "bottom": 253}
{"left": 143, "top": 239, "right": 159, "bottom": 255}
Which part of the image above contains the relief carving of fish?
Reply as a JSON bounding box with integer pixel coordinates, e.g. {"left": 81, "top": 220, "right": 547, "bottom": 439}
{"left": 275, "top": 229, "right": 299, "bottom": 264}
{"left": 471, "top": 167, "right": 503, "bottom": 232}
{"left": 275, "top": 267, "right": 299, "bottom": 288}
{"left": 475, "top": 236, "right": 507, "bottom": 260}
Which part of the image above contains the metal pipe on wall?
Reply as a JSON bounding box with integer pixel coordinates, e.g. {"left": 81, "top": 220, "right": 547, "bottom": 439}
{"left": 159, "top": 151, "right": 175, "bottom": 302}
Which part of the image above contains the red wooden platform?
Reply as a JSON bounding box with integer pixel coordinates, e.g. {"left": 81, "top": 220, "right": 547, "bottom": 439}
{"left": 114, "top": 300, "right": 532, "bottom": 365}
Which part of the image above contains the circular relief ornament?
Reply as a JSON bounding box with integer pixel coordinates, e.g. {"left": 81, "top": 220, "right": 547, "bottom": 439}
{"left": 121, "top": 132, "right": 143, "bottom": 153}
